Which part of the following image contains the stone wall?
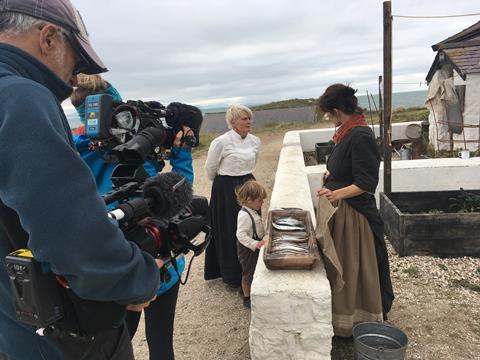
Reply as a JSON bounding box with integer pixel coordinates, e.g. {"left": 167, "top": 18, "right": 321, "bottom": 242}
{"left": 201, "top": 106, "right": 316, "bottom": 133}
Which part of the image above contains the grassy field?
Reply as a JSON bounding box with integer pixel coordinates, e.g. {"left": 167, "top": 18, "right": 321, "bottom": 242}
{"left": 365, "top": 106, "right": 429, "bottom": 124}
{"left": 250, "top": 98, "right": 317, "bottom": 111}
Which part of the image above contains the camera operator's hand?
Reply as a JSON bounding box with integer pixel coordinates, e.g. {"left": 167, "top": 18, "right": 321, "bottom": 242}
{"left": 173, "top": 126, "right": 194, "bottom": 148}
{"left": 126, "top": 295, "right": 157, "bottom": 312}
{"left": 125, "top": 258, "right": 163, "bottom": 312}
{"left": 155, "top": 258, "right": 164, "bottom": 268}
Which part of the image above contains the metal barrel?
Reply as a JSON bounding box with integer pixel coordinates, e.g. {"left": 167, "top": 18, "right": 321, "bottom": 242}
{"left": 353, "top": 322, "right": 408, "bottom": 360}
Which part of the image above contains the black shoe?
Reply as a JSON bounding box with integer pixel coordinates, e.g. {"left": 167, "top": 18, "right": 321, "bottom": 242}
{"left": 243, "top": 297, "right": 251, "bottom": 309}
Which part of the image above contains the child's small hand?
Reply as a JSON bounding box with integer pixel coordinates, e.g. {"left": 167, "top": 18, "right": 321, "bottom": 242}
{"left": 256, "top": 239, "right": 266, "bottom": 249}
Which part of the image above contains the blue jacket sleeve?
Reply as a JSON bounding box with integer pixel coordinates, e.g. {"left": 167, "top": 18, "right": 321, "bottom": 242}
{"left": 157, "top": 256, "right": 186, "bottom": 295}
{"left": 143, "top": 160, "right": 164, "bottom": 178}
{"left": 169, "top": 147, "right": 194, "bottom": 184}
{"left": 0, "top": 82, "right": 159, "bottom": 305}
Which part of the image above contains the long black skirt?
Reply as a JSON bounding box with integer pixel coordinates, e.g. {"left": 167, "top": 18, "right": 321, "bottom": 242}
{"left": 204, "top": 174, "right": 254, "bottom": 286}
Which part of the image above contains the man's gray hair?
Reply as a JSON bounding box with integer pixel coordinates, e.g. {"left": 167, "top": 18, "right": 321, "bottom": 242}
{"left": 0, "top": 12, "right": 45, "bottom": 34}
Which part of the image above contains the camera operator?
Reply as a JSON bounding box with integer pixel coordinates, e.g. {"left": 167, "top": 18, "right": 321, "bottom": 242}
{"left": 0, "top": 1, "right": 163, "bottom": 359}
{"left": 71, "top": 74, "right": 194, "bottom": 360}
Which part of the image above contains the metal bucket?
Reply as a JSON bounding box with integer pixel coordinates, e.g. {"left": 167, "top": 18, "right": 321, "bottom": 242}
{"left": 405, "top": 123, "right": 422, "bottom": 140}
{"left": 394, "top": 145, "right": 410, "bottom": 160}
{"left": 353, "top": 322, "right": 408, "bottom": 360}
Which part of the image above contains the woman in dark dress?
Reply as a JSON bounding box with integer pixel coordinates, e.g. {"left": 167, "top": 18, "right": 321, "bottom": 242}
{"left": 317, "top": 84, "right": 394, "bottom": 337}
{"left": 204, "top": 105, "right": 261, "bottom": 287}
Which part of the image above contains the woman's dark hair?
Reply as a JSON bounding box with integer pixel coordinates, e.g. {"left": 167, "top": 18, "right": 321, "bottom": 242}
{"left": 318, "top": 83, "right": 362, "bottom": 115}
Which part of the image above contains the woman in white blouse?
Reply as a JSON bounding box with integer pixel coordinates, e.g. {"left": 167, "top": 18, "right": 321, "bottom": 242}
{"left": 204, "top": 104, "right": 261, "bottom": 288}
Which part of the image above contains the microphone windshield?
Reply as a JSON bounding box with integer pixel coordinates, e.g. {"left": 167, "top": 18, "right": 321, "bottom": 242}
{"left": 142, "top": 172, "right": 193, "bottom": 218}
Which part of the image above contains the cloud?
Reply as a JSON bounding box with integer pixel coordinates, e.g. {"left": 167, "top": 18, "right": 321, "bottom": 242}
{"left": 67, "top": 0, "right": 479, "bottom": 107}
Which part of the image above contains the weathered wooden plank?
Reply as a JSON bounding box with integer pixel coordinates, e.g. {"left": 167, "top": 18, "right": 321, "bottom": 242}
{"left": 380, "top": 193, "right": 404, "bottom": 255}
{"left": 380, "top": 191, "right": 480, "bottom": 257}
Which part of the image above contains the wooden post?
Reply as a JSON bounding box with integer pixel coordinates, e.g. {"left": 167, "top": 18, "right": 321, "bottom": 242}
{"left": 366, "top": 90, "right": 375, "bottom": 136}
{"left": 378, "top": 75, "right": 384, "bottom": 157}
{"left": 383, "top": 1, "right": 392, "bottom": 197}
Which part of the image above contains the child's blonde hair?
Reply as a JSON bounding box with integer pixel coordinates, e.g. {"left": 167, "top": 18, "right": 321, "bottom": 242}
{"left": 70, "top": 74, "right": 108, "bottom": 107}
{"left": 236, "top": 180, "right": 267, "bottom": 206}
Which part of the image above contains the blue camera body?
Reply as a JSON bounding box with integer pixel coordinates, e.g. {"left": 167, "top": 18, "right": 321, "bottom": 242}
{"left": 85, "top": 94, "right": 113, "bottom": 139}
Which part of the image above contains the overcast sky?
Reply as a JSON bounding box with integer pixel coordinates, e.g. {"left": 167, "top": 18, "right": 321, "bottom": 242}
{"left": 69, "top": 0, "right": 479, "bottom": 108}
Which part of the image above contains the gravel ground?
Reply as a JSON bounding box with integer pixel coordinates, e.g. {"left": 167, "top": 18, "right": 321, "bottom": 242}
{"left": 132, "top": 129, "right": 480, "bottom": 360}
{"left": 386, "top": 243, "right": 480, "bottom": 360}
{"left": 332, "top": 242, "right": 480, "bottom": 360}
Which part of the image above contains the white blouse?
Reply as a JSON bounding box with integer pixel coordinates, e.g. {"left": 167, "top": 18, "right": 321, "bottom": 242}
{"left": 236, "top": 206, "right": 265, "bottom": 251}
{"left": 205, "top": 130, "right": 261, "bottom": 181}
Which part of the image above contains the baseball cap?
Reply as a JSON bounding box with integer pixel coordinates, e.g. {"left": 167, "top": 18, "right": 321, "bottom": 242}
{"left": 0, "top": 0, "right": 107, "bottom": 74}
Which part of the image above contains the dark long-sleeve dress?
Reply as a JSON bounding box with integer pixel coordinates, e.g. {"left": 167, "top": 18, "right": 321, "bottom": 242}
{"left": 204, "top": 130, "right": 260, "bottom": 287}
{"left": 323, "top": 126, "right": 394, "bottom": 336}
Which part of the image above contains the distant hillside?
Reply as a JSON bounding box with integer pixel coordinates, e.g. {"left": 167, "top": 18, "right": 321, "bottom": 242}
{"left": 251, "top": 98, "right": 317, "bottom": 111}
{"left": 249, "top": 90, "right": 428, "bottom": 112}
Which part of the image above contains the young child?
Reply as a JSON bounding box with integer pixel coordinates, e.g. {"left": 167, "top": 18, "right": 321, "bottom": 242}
{"left": 235, "top": 180, "right": 268, "bottom": 308}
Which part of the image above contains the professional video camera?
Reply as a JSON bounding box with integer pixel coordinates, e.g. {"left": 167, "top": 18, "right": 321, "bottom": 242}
{"left": 98, "top": 101, "right": 211, "bottom": 266}
{"left": 105, "top": 170, "right": 211, "bottom": 265}
{"left": 84, "top": 93, "right": 203, "bottom": 163}
{"left": 88, "top": 93, "right": 210, "bottom": 275}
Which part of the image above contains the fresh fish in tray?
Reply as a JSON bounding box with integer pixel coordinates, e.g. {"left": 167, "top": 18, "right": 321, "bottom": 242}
{"left": 273, "top": 250, "right": 309, "bottom": 256}
{"left": 271, "top": 248, "right": 309, "bottom": 255}
{"left": 271, "top": 243, "right": 309, "bottom": 252}
{"left": 274, "top": 217, "right": 304, "bottom": 227}
{"left": 272, "top": 234, "right": 308, "bottom": 242}
{"left": 274, "top": 231, "right": 307, "bottom": 237}
{"left": 272, "top": 223, "right": 306, "bottom": 231}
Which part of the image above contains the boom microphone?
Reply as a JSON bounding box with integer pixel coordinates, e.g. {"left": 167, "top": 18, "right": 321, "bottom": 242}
{"left": 142, "top": 172, "right": 193, "bottom": 218}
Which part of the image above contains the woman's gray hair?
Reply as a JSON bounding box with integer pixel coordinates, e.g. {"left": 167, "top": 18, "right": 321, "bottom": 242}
{"left": 225, "top": 104, "right": 253, "bottom": 129}
{"left": 0, "top": 12, "right": 47, "bottom": 35}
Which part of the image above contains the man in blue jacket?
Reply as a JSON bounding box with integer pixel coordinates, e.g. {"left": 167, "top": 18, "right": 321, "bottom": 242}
{"left": 0, "top": 1, "right": 162, "bottom": 359}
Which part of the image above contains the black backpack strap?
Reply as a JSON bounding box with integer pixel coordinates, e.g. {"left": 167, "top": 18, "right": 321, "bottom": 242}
{"left": 241, "top": 207, "right": 260, "bottom": 240}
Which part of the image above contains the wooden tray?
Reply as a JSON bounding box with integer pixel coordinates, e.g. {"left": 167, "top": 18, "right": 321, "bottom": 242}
{"left": 263, "top": 209, "right": 320, "bottom": 270}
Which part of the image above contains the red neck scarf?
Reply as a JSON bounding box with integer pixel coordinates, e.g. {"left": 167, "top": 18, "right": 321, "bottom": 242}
{"left": 332, "top": 114, "right": 368, "bottom": 144}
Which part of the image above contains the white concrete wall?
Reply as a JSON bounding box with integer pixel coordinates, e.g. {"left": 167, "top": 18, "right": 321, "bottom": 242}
{"left": 249, "top": 131, "right": 333, "bottom": 360}
{"left": 306, "top": 157, "right": 480, "bottom": 208}
{"left": 299, "top": 121, "right": 422, "bottom": 152}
